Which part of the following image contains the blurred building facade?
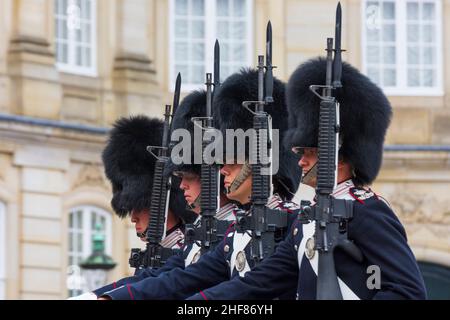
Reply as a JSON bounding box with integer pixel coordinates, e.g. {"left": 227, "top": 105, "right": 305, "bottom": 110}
{"left": 0, "top": 0, "right": 449, "bottom": 299}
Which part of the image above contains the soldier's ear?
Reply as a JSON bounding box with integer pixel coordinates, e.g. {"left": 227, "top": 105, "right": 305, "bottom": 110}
{"left": 337, "top": 161, "right": 353, "bottom": 180}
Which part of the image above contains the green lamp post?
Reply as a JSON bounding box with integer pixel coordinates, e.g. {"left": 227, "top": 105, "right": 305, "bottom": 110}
{"left": 79, "top": 223, "right": 116, "bottom": 291}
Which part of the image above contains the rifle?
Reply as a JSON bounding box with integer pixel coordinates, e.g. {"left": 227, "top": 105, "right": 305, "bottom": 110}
{"left": 238, "top": 21, "right": 287, "bottom": 265}
{"left": 184, "top": 41, "right": 230, "bottom": 253}
{"left": 129, "top": 74, "right": 182, "bottom": 269}
{"left": 306, "top": 2, "right": 362, "bottom": 299}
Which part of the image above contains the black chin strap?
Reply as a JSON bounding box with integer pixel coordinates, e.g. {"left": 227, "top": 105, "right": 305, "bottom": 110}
{"left": 301, "top": 161, "right": 318, "bottom": 185}
{"left": 224, "top": 162, "right": 252, "bottom": 194}
{"left": 136, "top": 228, "right": 148, "bottom": 239}
{"left": 186, "top": 195, "right": 201, "bottom": 211}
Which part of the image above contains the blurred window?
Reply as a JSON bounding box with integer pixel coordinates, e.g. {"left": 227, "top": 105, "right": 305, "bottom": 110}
{"left": 0, "top": 202, "right": 5, "bottom": 299}
{"left": 67, "top": 206, "right": 112, "bottom": 297}
{"left": 55, "top": 0, "right": 97, "bottom": 76}
{"left": 170, "top": 0, "right": 253, "bottom": 90}
{"left": 363, "top": 0, "right": 442, "bottom": 95}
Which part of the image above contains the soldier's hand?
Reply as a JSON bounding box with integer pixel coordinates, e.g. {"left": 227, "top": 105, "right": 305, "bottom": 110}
{"left": 98, "top": 296, "right": 111, "bottom": 300}
{"left": 67, "top": 292, "right": 97, "bottom": 300}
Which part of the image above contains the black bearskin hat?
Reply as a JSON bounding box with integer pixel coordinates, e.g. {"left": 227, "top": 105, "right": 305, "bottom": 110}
{"left": 213, "top": 68, "right": 301, "bottom": 200}
{"left": 102, "top": 115, "right": 195, "bottom": 223}
{"left": 164, "top": 90, "right": 206, "bottom": 177}
{"left": 284, "top": 57, "right": 392, "bottom": 186}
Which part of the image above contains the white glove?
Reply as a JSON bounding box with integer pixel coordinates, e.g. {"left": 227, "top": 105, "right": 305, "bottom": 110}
{"left": 67, "top": 292, "right": 98, "bottom": 300}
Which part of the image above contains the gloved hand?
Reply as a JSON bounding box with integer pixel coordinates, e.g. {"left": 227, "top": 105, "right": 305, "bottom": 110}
{"left": 67, "top": 292, "right": 97, "bottom": 300}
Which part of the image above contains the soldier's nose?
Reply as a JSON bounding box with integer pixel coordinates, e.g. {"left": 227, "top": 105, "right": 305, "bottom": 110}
{"left": 299, "top": 156, "right": 308, "bottom": 168}
{"left": 220, "top": 167, "right": 228, "bottom": 176}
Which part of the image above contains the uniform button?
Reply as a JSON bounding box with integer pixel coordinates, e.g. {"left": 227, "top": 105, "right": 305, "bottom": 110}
{"left": 236, "top": 251, "right": 246, "bottom": 272}
{"left": 293, "top": 228, "right": 298, "bottom": 236}
{"left": 294, "top": 245, "right": 298, "bottom": 251}
{"left": 224, "top": 245, "right": 230, "bottom": 253}
{"left": 305, "top": 237, "right": 315, "bottom": 260}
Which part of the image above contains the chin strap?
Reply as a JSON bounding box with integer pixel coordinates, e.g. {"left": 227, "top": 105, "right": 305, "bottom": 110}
{"left": 224, "top": 161, "right": 252, "bottom": 194}
{"left": 136, "top": 227, "right": 148, "bottom": 239}
{"left": 187, "top": 195, "right": 201, "bottom": 211}
{"left": 301, "top": 161, "right": 318, "bottom": 186}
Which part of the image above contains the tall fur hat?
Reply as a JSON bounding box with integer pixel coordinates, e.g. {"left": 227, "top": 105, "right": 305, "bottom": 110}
{"left": 213, "top": 68, "right": 301, "bottom": 200}
{"left": 165, "top": 90, "right": 207, "bottom": 177}
{"left": 284, "top": 57, "right": 393, "bottom": 186}
{"left": 102, "top": 115, "right": 194, "bottom": 223}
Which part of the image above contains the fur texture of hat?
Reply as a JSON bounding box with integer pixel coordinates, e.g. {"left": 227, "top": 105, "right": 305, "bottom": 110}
{"left": 284, "top": 57, "right": 392, "bottom": 186}
{"left": 165, "top": 90, "right": 207, "bottom": 177}
{"left": 102, "top": 115, "right": 194, "bottom": 222}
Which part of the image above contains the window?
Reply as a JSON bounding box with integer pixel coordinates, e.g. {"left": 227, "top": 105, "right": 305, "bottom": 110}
{"left": 0, "top": 202, "right": 5, "bottom": 300}
{"left": 54, "top": 0, "right": 97, "bottom": 76}
{"left": 170, "top": 0, "right": 253, "bottom": 90}
{"left": 67, "top": 206, "right": 112, "bottom": 297}
{"left": 362, "top": 0, "right": 442, "bottom": 95}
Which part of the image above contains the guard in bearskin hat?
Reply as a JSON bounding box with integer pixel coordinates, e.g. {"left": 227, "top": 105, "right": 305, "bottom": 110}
{"left": 214, "top": 68, "right": 301, "bottom": 203}
{"left": 185, "top": 58, "right": 427, "bottom": 300}
{"left": 164, "top": 90, "right": 238, "bottom": 265}
{"left": 101, "top": 115, "right": 195, "bottom": 242}
{"left": 284, "top": 57, "right": 391, "bottom": 188}
{"left": 164, "top": 90, "right": 233, "bottom": 214}
{"left": 69, "top": 115, "right": 196, "bottom": 299}
{"left": 96, "top": 69, "right": 302, "bottom": 300}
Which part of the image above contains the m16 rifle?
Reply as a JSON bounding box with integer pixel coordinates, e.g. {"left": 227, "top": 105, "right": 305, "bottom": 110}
{"left": 238, "top": 22, "right": 288, "bottom": 265}
{"left": 185, "top": 41, "right": 231, "bottom": 253}
{"left": 129, "top": 74, "right": 182, "bottom": 269}
{"left": 305, "top": 2, "right": 363, "bottom": 299}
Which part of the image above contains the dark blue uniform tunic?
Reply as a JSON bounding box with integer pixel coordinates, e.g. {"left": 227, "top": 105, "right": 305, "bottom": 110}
{"left": 187, "top": 181, "right": 427, "bottom": 300}
{"left": 99, "top": 196, "right": 299, "bottom": 300}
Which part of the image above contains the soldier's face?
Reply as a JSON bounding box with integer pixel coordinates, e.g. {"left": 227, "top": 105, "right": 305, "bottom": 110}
{"left": 179, "top": 172, "right": 201, "bottom": 214}
{"left": 220, "top": 164, "right": 252, "bottom": 204}
{"left": 131, "top": 209, "right": 150, "bottom": 241}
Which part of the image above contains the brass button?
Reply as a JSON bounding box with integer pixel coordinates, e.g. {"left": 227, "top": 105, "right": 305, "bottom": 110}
{"left": 236, "top": 251, "right": 246, "bottom": 272}
{"left": 293, "top": 228, "right": 298, "bottom": 236}
{"left": 224, "top": 244, "right": 230, "bottom": 253}
{"left": 305, "top": 237, "right": 315, "bottom": 260}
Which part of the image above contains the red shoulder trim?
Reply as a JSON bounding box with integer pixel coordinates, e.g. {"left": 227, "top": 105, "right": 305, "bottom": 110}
{"left": 223, "top": 221, "right": 236, "bottom": 248}
{"left": 126, "top": 284, "right": 134, "bottom": 300}
{"left": 199, "top": 291, "right": 208, "bottom": 300}
{"left": 349, "top": 188, "right": 366, "bottom": 204}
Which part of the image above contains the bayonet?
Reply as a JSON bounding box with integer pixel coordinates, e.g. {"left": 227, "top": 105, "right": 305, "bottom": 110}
{"left": 265, "top": 21, "right": 274, "bottom": 104}
{"left": 214, "top": 39, "right": 220, "bottom": 93}
{"left": 332, "top": 2, "right": 342, "bottom": 88}
{"left": 172, "top": 73, "right": 182, "bottom": 116}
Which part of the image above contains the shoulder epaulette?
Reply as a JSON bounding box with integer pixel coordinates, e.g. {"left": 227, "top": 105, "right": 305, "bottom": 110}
{"left": 349, "top": 187, "right": 377, "bottom": 204}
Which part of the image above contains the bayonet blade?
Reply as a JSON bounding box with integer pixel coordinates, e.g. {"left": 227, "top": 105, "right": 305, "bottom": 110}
{"left": 172, "top": 72, "right": 182, "bottom": 116}
{"left": 332, "top": 2, "right": 342, "bottom": 88}
{"left": 265, "top": 21, "right": 274, "bottom": 103}
{"left": 214, "top": 39, "right": 220, "bottom": 89}
{"left": 266, "top": 21, "right": 272, "bottom": 66}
